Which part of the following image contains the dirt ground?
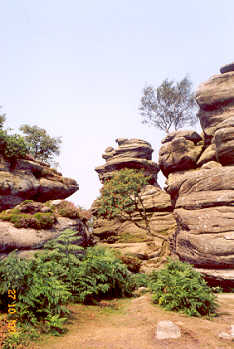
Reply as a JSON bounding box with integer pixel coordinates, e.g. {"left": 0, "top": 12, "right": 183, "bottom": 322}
{"left": 32, "top": 293, "right": 234, "bottom": 349}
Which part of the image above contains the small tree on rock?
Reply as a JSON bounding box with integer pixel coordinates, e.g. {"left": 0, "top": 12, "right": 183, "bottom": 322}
{"left": 95, "top": 168, "right": 168, "bottom": 260}
{"left": 0, "top": 106, "right": 6, "bottom": 129}
{"left": 139, "top": 76, "right": 198, "bottom": 134}
{"left": 20, "top": 124, "right": 62, "bottom": 165}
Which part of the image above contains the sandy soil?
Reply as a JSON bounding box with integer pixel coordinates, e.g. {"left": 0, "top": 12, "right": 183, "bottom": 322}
{"left": 32, "top": 293, "right": 234, "bottom": 349}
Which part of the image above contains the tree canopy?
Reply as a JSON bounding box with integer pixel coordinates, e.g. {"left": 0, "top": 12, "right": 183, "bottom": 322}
{"left": 19, "top": 124, "right": 62, "bottom": 165}
{"left": 0, "top": 106, "right": 6, "bottom": 129}
{"left": 139, "top": 76, "right": 198, "bottom": 134}
{"left": 0, "top": 109, "right": 28, "bottom": 162}
{"left": 95, "top": 168, "right": 168, "bottom": 246}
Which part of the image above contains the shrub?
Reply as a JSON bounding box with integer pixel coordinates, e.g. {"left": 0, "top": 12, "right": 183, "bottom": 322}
{"left": 70, "top": 246, "right": 136, "bottom": 303}
{"left": 0, "top": 230, "right": 136, "bottom": 343}
{"left": 42, "top": 234, "right": 135, "bottom": 304}
{"left": 0, "top": 211, "right": 56, "bottom": 229}
{"left": 133, "top": 273, "right": 149, "bottom": 288}
{"left": 0, "top": 251, "right": 71, "bottom": 336}
{"left": 149, "top": 258, "right": 218, "bottom": 317}
{"left": 32, "top": 212, "right": 56, "bottom": 229}
{"left": 0, "top": 130, "right": 28, "bottom": 162}
{"left": 54, "top": 201, "right": 79, "bottom": 219}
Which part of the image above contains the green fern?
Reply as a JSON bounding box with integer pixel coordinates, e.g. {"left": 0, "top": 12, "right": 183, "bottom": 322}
{"left": 0, "top": 229, "right": 136, "bottom": 344}
{"left": 149, "top": 258, "right": 218, "bottom": 317}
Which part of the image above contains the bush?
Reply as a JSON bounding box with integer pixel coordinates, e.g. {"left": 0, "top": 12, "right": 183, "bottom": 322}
{"left": 42, "top": 234, "right": 135, "bottom": 303}
{"left": 0, "top": 251, "right": 71, "bottom": 335}
{"left": 70, "top": 246, "right": 135, "bottom": 303}
{"left": 0, "top": 229, "right": 136, "bottom": 343}
{"left": 32, "top": 212, "right": 56, "bottom": 229}
{"left": 54, "top": 201, "right": 79, "bottom": 219}
{"left": 0, "top": 130, "right": 28, "bottom": 161}
{"left": 0, "top": 211, "right": 56, "bottom": 230}
{"left": 133, "top": 273, "right": 149, "bottom": 288}
{"left": 149, "top": 258, "right": 218, "bottom": 317}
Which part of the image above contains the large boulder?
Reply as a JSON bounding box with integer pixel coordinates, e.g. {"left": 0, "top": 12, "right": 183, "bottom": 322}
{"left": 95, "top": 138, "right": 159, "bottom": 184}
{"left": 213, "top": 116, "right": 234, "bottom": 165}
{"left": 158, "top": 130, "right": 203, "bottom": 177}
{"left": 0, "top": 155, "right": 78, "bottom": 211}
{"left": 0, "top": 201, "right": 91, "bottom": 259}
{"left": 161, "top": 64, "right": 234, "bottom": 286}
{"left": 196, "top": 71, "right": 234, "bottom": 138}
{"left": 196, "top": 144, "right": 217, "bottom": 166}
{"left": 167, "top": 164, "right": 234, "bottom": 269}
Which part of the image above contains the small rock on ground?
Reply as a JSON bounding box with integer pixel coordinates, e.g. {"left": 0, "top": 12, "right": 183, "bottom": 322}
{"left": 156, "top": 320, "right": 181, "bottom": 340}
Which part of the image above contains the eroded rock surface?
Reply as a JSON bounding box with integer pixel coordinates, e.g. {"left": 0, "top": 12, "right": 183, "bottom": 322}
{"left": 95, "top": 138, "right": 159, "bottom": 184}
{"left": 93, "top": 139, "right": 176, "bottom": 272}
{"left": 0, "top": 155, "right": 78, "bottom": 210}
{"left": 0, "top": 201, "right": 91, "bottom": 259}
{"left": 93, "top": 63, "right": 234, "bottom": 284}
{"left": 162, "top": 64, "right": 234, "bottom": 286}
{"left": 159, "top": 130, "right": 203, "bottom": 177}
{"left": 196, "top": 71, "right": 234, "bottom": 138}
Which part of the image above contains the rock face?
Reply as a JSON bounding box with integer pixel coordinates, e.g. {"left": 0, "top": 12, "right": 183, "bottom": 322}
{"left": 196, "top": 71, "right": 234, "bottom": 138}
{"left": 0, "top": 201, "right": 92, "bottom": 259}
{"left": 92, "top": 138, "right": 176, "bottom": 272}
{"left": 161, "top": 63, "right": 234, "bottom": 286}
{"left": 93, "top": 63, "right": 234, "bottom": 285}
{"left": 159, "top": 130, "right": 203, "bottom": 177}
{"left": 0, "top": 155, "right": 78, "bottom": 211}
{"left": 95, "top": 138, "right": 159, "bottom": 184}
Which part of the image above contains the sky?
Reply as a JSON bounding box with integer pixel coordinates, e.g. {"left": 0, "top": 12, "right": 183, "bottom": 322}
{"left": 0, "top": 0, "right": 233, "bottom": 208}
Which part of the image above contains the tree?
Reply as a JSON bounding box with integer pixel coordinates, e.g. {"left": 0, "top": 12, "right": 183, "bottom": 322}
{"left": 139, "top": 76, "right": 198, "bottom": 134}
{"left": 0, "top": 108, "right": 27, "bottom": 162}
{"left": 95, "top": 169, "right": 168, "bottom": 258}
{"left": 19, "top": 124, "right": 62, "bottom": 165}
{"left": 0, "top": 106, "right": 6, "bottom": 129}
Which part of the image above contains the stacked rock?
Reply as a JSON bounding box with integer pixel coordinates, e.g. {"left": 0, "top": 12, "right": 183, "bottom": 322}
{"left": 95, "top": 138, "right": 159, "bottom": 184}
{"left": 0, "top": 154, "right": 78, "bottom": 211}
{"left": 159, "top": 63, "right": 234, "bottom": 288}
{"left": 93, "top": 138, "right": 177, "bottom": 272}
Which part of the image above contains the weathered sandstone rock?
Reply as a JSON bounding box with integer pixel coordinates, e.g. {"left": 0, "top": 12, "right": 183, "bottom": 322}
{"left": 214, "top": 116, "right": 234, "bottom": 165}
{"left": 201, "top": 161, "right": 222, "bottom": 169}
{"left": 0, "top": 155, "right": 78, "bottom": 211}
{"left": 196, "top": 144, "right": 217, "bottom": 166}
{"left": 166, "top": 166, "right": 234, "bottom": 209}
{"left": 167, "top": 165, "right": 234, "bottom": 269}
{"left": 196, "top": 71, "right": 234, "bottom": 138}
{"left": 93, "top": 139, "right": 176, "bottom": 270}
{"left": 102, "top": 138, "right": 153, "bottom": 160}
{"left": 220, "top": 62, "right": 234, "bottom": 74}
{"left": 0, "top": 216, "right": 90, "bottom": 258}
{"left": 0, "top": 200, "right": 92, "bottom": 259}
{"left": 159, "top": 130, "right": 203, "bottom": 177}
{"left": 95, "top": 138, "right": 159, "bottom": 184}
{"left": 156, "top": 321, "right": 181, "bottom": 340}
{"left": 196, "top": 269, "right": 234, "bottom": 289}
{"left": 196, "top": 72, "right": 234, "bottom": 110}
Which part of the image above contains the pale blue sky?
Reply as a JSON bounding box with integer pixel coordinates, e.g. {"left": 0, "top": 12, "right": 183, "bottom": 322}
{"left": 0, "top": 1, "right": 233, "bottom": 208}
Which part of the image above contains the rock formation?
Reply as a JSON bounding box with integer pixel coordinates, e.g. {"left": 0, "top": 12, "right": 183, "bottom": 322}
{"left": 93, "top": 63, "right": 234, "bottom": 286}
{"left": 92, "top": 138, "right": 176, "bottom": 272}
{"left": 95, "top": 138, "right": 159, "bottom": 184}
{"left": 0, "top": 151, "right": 83, "bottom": 258}
{"left": 162, "top": 63, "right": 234, "bottom": 288}
{"left": 0, "top": 200, "right": 92, "bottom": 259}
{"left": 0, "top": 154, "right": 78, "bottom": 211}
